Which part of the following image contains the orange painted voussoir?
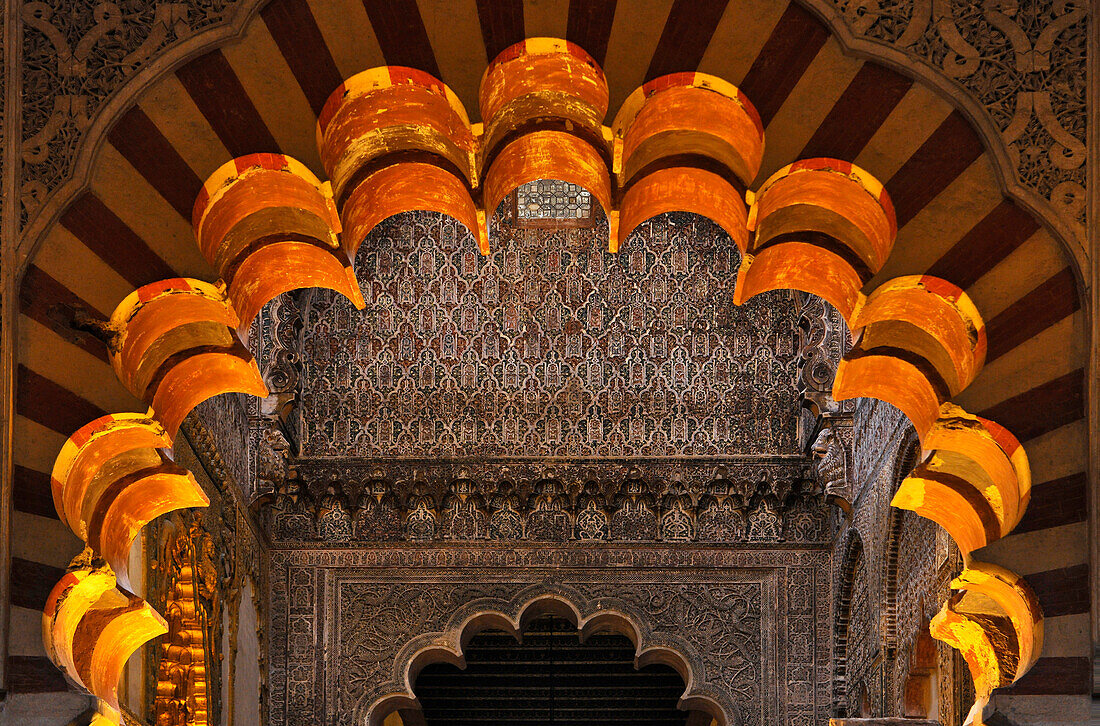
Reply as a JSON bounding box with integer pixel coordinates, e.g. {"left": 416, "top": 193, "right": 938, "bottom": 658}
{"left": 951, "top": 563, "right": 1043, "bottom": 679}
{"left": 750, "top": 169, "right": 894, "bottom": 272}
{"left": 149, "top": 344, "right": 267, "bottom": 439}
{"left": 97, "top": 468, "right": 207, "bottom": 589}
{"left": 195, "top": 166, "right": 337, "bottom": 262}
{"left": 620, "top": 85, "right": 764, "bottom": 187}
{"left": 618, "top": 167, "right": 748, "bottom": 252}
{"left": 833, "top": 354, "right": 942, "bottom": 442}
{"left": 228, "top": 242, "right": 364, "bottom": 328}
{"left": 51, "top": 415, "right": 172, "bottom": 533}
{"left": 341, "top": 162, "right": 482, "bottom": 258}
{"left": 734, "top": 244, "right": 866, "bottom": 323}
{"left": 480, "top": 38, "right": 608, "bottom": 125}
{"left": 483, "top": 131, "right": 612, "bottom": 225}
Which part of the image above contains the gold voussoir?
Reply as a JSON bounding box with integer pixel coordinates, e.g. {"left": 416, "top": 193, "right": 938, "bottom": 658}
{"left": 948, "top": 562, "right": 1044, "bottom": 683}
{"left": 43, "top": 553, "right": 168, "bottom": 715}
{"left": 892, "top": 453, "right": 1002, "bottom": 556}
{"left": 832, "top": 276, "right": 987, "bottom": 444}
{"left": 736, "top": 159, "right": 896, "bottom": 321}
{"left": 108, "top": 278, "right": 268, "bottom": 438}
{"left": 850, "top": 276, "right": 987, "bottom": 395}
{"left": 341, "top": 161, "right": 486, "bottom": 256}
{"left": 614, "top": 73, "right": 764, "bottom": 189}
{"left": 317, "top": 66, "right": 476, "bottom": 203}
{"left": 478, "top": 38, "right": 610, "bottom": 164}
{"left": 922, "top": 403, "right": 1032, "bottom": 536}
{"left": 50, "top": 413, "right": 208, "bottom": 589}
{"left": 193, "top": 154, "right": 364, "bottom": 328}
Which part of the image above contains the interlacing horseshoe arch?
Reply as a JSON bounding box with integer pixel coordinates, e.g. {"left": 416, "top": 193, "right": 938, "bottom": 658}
{"left": 41, "top": 38, "right": 1041, "bottom": 726}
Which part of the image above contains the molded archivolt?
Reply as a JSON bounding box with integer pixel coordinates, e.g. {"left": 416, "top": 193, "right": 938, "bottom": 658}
{"left": 38, "top": 36, "right": 1045, "bottom": 724}
{"left": 360, "top": 587, "right": 732, "bottom": 726}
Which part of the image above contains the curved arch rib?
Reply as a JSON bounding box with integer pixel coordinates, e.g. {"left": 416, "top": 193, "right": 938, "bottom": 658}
{"left": 833, "top": 276, "right": 986, "bottom": 441}
{"left": 317, "top": 67, "right": 481, "bottom": 256}
{"left": 482, "top": 130, "right": 616, "bottom": 248}
{"left": 50, "top": 413, "right": 208, "bottom": 589}
{"left": 43, "top": 556, "right": 168, "bottom": 722}
{"left": 613, "top": 73, "right": 764, "bottom": 192}
{"left": 107, "top": 278, "right": 268, "bottom": 437}
{"left": 193, "top": 153, "right": 364, "bottom": 327}
{"left": 478, "top": 37, "right": 610, "bottom": 168}
{"left": 736, "top": 159, "right": 896, "bottom": 321}
{"left": 931, "top": 562, "right": 1044, "bottom": 725}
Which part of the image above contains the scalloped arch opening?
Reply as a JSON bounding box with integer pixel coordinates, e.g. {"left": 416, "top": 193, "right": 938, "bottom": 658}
{"left": 361, "top": 592, "right": 731, "bottom": 726}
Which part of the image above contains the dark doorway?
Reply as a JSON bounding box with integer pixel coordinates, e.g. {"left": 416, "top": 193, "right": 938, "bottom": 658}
{"left": 413, "top": 615, "right": 696, "bottom": 725}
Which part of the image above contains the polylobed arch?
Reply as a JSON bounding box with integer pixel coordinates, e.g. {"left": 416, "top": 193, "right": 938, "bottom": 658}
{"left": 361, "top": 588, "right": 733, "bottom": 726}
{"left": 6, "top": 3, "right": 1090, "bottom": 724}
{"left": 11, "top": 0, "right": 1088, "bottom": 278}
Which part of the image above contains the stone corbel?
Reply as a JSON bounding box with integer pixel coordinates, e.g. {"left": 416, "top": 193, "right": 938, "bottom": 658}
{"left": 812, "top": 416, "right": 855, "bottom": 516}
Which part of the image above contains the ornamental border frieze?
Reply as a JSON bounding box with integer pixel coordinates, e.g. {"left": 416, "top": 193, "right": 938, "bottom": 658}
{"left": 9, "top": 0, "right": 1090, "bottom": 272}
{"left": 268, "top": 543, "right": 830, "bottom": 570}
{"left": 266, "top": 545, "right": 832, "bottom": 726}
{"left": 258, "top": 457, "right": 834, "bottom": 545}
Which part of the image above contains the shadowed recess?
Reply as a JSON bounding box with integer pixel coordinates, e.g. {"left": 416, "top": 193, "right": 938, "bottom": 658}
{"left": 413, "top": 616, "right": 695, "bottom": 726}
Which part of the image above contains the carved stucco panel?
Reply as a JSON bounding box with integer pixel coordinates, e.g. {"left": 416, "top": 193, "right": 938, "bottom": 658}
{"left": 828, "top": 0, "right": 1088, "bottom": 229}
{"left": 17, "top": 0, "right": 236, "bottom": 224}
{"left": 268, "top": 547, "right": 831, "bottom": 726}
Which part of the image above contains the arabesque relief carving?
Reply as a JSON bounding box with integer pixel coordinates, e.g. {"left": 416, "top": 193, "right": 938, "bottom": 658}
{"left": 34, "top": 36, "right": 1044, "bottom": 725}
{"left": 830, "top": 0, "right": 1088, "bottom": 226}
{"left": 297, "top": 210, "right": 806, "bottom": 459}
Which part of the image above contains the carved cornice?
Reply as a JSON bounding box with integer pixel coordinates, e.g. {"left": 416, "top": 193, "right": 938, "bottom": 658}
{"left": 257, "top": 456, "right": 833, "bottom": 545}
